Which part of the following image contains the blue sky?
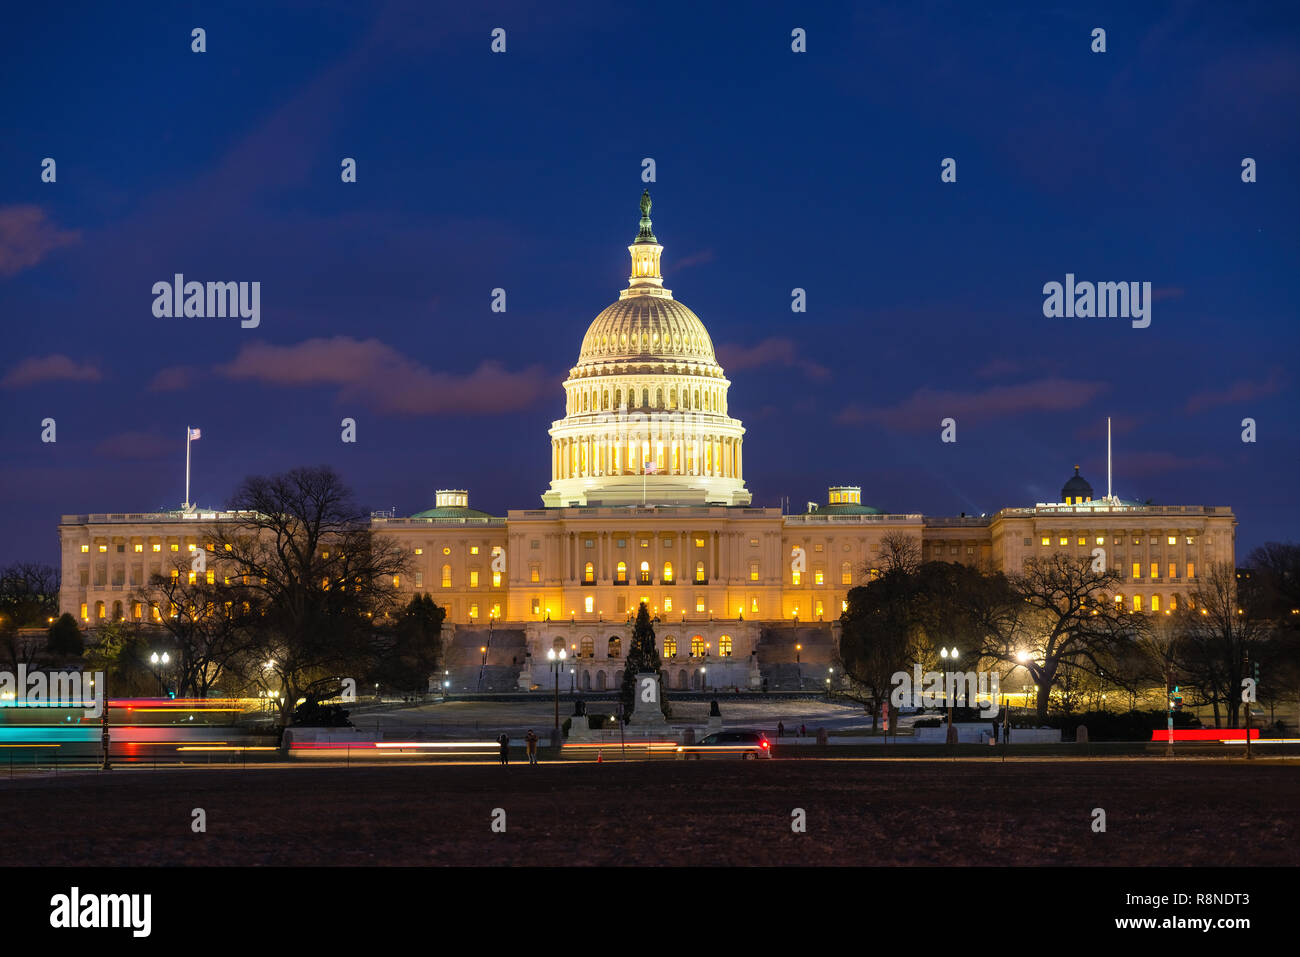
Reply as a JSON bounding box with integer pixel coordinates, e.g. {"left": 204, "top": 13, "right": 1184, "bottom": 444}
{"left": 1, "top": 0, "right": 1297, "bottom": 565}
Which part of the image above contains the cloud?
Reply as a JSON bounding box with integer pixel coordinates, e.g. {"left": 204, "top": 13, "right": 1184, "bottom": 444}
{"left": 93, "top": 431, "right": 175, "bottom": 461}
{"left": 148, "top": 366, "right": 200, "bottom": 392}
{"left": 1, "top": 354, "right": 102, "bottom": 389}
{"left": 672, "top": 248, "right": 715, "bottom": 270}
{"left": 716, "top": 337, "right": 830, "bottom": 380}
{"left": 0, "top": 206, "right": 81, "bottom": 278}
{"left": 1120, "top": 450, "right": 1224, "bottom": 479}
{"left": 214, "top": 336, "right": 552, "bottom": 415}
{"left": 838, "top": 378, "right": 1108, "bottom": 430}
{"left": 1185, "top": 369, "right": 1284, "bottom": 413}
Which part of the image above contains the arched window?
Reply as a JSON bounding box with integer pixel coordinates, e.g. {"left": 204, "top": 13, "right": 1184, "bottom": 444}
{"left": 608, "top": 637, "right": 621, "bottom": 658}
{"left": 655, "top": 388, "right": 663, "bottom": 409}
{"left": 614, "top": 388, "right": 621, "bottom": 409}
{"left": 584, "top": 561, "right": 595, "bottom": 583}
{"left": 663, "top": 636, "right": 677, "bottom": 658}
{"left": 719, "top": 635, "right": 732, "bottom": 657}
{"left": 841, "top": 561, "right": 852, "bottom": 585}
{"left": 614, "top": 670, "right": 624, "bottom": 687}
{"left": 616, "top": 560, "right": 628, "bottom": 583}
{"left": 582, "top": 671, "right": 592, "bottom": 690}
{"left": 669, "top": 387, "right": 678, "bottom": 408}
{"left": 792, "top": 569, "right": 802, "bottom": 586}
{"left": 690, "top": 635, "right": 704, "bottom": 657}
{"left": 641, "top": 388, "right": 649, "bottom": 408}
{"left": 580, "top": 636, "right": 594, "bottom": 658}
{"left": 552, "top": 637, "right": 565, "bottom": 652}
{"left": 95, "top": 601, "right": 106, "bottom": 620}
{"left": 597, "top": 671, "right": 607, "bottom": 690}
{"left": 639, "top": 561, "right": 651, "bottom": 584}
{"left": 677, "top": 669, "right": 688, "bottom": 690}
{"left": 582, "top": 392, "right": 588, "bottom": 411}
{"left": 1151, "top": 595, "right": 1161, "bottom": 612}
{"left": 662, "top": 561, "right": 673, "bottom": 583}
{"left": 111, "top": 600, "right": 123, "bottom": 620}
{"left": 695, "top": 561, "right": 705, "bottom": 583}
{"left": 602, "top": 390, "right": 609, "bottom": 410}
{"left": 441, "top": 564, "right": 451, "bottom": 588}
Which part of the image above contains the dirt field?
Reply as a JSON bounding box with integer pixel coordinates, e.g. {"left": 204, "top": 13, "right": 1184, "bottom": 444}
{"left": 3, "top": 758, "right": 1296, "bottom": 866}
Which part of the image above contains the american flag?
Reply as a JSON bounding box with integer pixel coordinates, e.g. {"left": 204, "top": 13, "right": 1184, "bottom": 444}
{"left": 644, "top": 461, "right": 658, "bottom": 474}
{"left": 188, "top": 428, "right": 201, "bottom": 440}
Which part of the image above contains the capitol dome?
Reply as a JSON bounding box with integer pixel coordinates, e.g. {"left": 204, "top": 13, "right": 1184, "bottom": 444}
{"left": 541, "top": 192, "right": 750, "bottom": 507}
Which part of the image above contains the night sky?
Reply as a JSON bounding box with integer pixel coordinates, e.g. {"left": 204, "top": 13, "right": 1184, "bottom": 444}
{"left": 2, "top": 1, "right": 1297, "bottom": 567}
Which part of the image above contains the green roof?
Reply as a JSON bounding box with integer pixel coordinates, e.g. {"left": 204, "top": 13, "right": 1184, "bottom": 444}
{"left": 804, "top": 502, "right": 884, "bottom": 516}
{"left": 408, "top": 505, "right": 495, "bottom": 520}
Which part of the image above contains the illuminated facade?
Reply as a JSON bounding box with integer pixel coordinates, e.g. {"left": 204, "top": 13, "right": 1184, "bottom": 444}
{"left": 56, "top": 195, "right": 1237, "bottom": 691}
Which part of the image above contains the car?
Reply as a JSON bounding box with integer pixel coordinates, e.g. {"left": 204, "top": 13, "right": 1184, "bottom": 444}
{"left": 677, "top": 730, "right": 773, "bottom": 759}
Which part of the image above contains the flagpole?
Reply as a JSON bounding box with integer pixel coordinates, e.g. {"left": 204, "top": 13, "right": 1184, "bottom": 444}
{"left": 184, "top": 426, "right": 191, "bottom": 511}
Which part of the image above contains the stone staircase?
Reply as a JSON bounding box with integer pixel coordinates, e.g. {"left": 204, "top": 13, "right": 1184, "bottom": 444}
{"left": 755, "top": 623, "right": 836, "bottom": 691}
{"left": 442, "top": 626, "right": 527, "bottom": 692}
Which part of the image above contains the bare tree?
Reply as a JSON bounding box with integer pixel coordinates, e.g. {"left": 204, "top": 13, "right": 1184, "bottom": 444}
{"left": 208, "top": 466, "right": 409, "bottom": 725}
{"left": 1174, "top": 562, "right": 1269, "bottom": 728}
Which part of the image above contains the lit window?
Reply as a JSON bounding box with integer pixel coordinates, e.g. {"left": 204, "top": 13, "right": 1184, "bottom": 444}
{"left": 531, "top": 598, "right": 540, "bottom": 615}
{"left": 1187, "top": 562, "right": 1195, "bottom": 579}
{"left": 443, "top": 546, "right": 451, "bottom": 555}
{"left": 1133, "top": 537, "right": 1141, "bottom": 546}
{"left": 1132, "top": 563, "right": 1141, "bottom": 579}
{"left": 414, "top": 548, "right": 423, "bottom": 555}
{"left": 469, "top": 603, "right": 478, "bottom": 618}
{"left": 171, "top": 569, "right": 179, "bottom": 580}
{"left": 792, "top": 570, "right": 801, "bottom": 586}
{"left": 695, "top": 538, "right": 705, "bottom": 548}
{"left": 616, "top": 561, "right": 627, "bottom": 583}
{"left": 750, "top": 562, "right": 759, "bottom": 582}
{"left": 188, "top": 572, "right": 197, "bottom": 585}
{"left": 690, "top": 636, "right": 704, "bottom": 657}
{"left": 441, "top": 565, "right": 451, "bottom": 588}
{"left": 841, "top": 599, "right": 848, "bottom": 612}
{"left": 134, "top": 544, "right": 143, "bottom": 553}
{"left": 80, "top": 545, "right": 89, "bottom": 553}
{"left": 1132, "top": 595, "right": 1142, "bottom": 611}
{"left": 664, "top": 637, "right": 677, "bottom": 658}
{"left": 1059, "top": 536, "right": 1068, "bottom": 546}
{"left": 152, "top": 544, "right": 161, "bottom": 552}
{"left": 815, "top": 600, "right": 824, "bottom": 617}
{"left": 639, "top": 561, "right": 651, "bottom": 584}
{"left": 719, "top": 635, "right": 732, "bottom": 657}
{"left": 170, "top": 544, "right": 179, "bottom": 552}
{"left": 1150, "top": 563, "right": 1159, "bottom": 580}
{"left": 1095, "top": 536, "right": 1105, "bottom": 546}
{"left": 749, "top": 538, "right": 758, "bottom": 547}
{"left": 1186, "top": 536, "right": 1195, "bottom": 546}
{"left": 1040, "top": 537, "right": 1050, "bottom": 546}
{"left": 752, "top": 598, "right": 759, "bottom": 613}
{"left": 841, "top": 563, "right": 852, "bottom": 585}
{"left": 531, "top": 565, "right": 541, "bottom": 583}
{"left": 470, "top": 571, "right": 479, "bottom": 588}
{"left": 608, "top": 637, "right": 621, "bottom": 658}
{"left": 471, "top": 546, "right": 479, "bottom": 555}
{"left": 393, "top": 575, "right": 401, "bottom": 588}
{"left": 1077, "top": 537, "right": 1086, "bottom": 547}
{"left": 1169, "top": 563, "right": 1177, "bottom": 579}
{"left": 1167, "top": 536, "right": 1176, "bottom": 546}
{"left": 695, "top": 562, "right": 705, "bottom": 583}
{"left": 415, "top": 572, "right": 423, "bottom": 588}
{"left": 98, "top": 545, "right": 107, "bottom": 553}
{"left": 663, "top": 562, "right": 673, "bottom": 582}
{"left": 663, "top": 597, "right": 672, "bottom": 612}
{"left": 1151, "top": 595, "right": 1161, "bottom": 612}
{"left": 80, "top": 603, "right": 87, "bottom": 620}
{"left": 584, "top": 596, "right": 594, "bottom": 613}
{"left": 695, "top": 596, "right": 705, "bottom": 613}
{"left": 493, "top": 571, "right": 502, "bottom": 587}
{"left": 584, "top": 562, "right": 595, "bottom": 583}
{"left": 814, "top": 570, "right": 824, "bottom": 585}
{"left": 639, "top": 539, "right": 649, "bottom": 548}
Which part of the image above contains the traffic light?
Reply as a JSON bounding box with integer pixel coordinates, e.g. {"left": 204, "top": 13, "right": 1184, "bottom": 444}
{"left": 1171, "top": 686, "right": 1183, "bottom": 710}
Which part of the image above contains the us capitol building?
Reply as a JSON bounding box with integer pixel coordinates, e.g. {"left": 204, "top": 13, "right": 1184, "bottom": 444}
{"left": 58, "top": 193, "right": 1237, "bottom": 692}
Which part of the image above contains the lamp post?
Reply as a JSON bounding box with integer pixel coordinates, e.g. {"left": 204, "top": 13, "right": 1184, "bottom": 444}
{"left": 149, "top": 651, "right": 171, "bottom": 696}
{"left": 795, "top": 643, "right": 803, "bottom": 690}
{"left": 547, "top": 647, "right": 567, "bottom": 735}
{"left": 940, "top": 647, "right": 960, "bottom": 745}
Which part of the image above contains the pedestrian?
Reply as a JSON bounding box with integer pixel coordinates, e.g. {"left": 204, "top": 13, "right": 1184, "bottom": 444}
{"left": 778, "top": 721, "right": 785, "bottom": 739}
{"left": 800, "top": 723, "right": 806, "bottom": 738}
{"left": 991, "top": 719, "right": 998, "bottom": 743}
{"left": 525, "top": 729, "right": 539, "bottom": 766}
{"left": 498, "top": 732, "right": 510, "bottom": 765}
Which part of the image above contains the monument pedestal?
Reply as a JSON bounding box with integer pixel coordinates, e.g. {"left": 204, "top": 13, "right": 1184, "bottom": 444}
{"left": 626, "top": 672, "right": 668, "bottom": 729}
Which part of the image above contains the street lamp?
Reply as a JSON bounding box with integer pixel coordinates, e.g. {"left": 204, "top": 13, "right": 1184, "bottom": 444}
{"left": 149, "top": 651, "right": 171, "bottom": 696}
{"left": 940, "top": 647, "right": 960, "bottom": 744}
{"left": 547, "top": 647, "right": 567, "bottom": 734}
{"left": 795, "top": 643, "right": 803, "bottom": 690}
